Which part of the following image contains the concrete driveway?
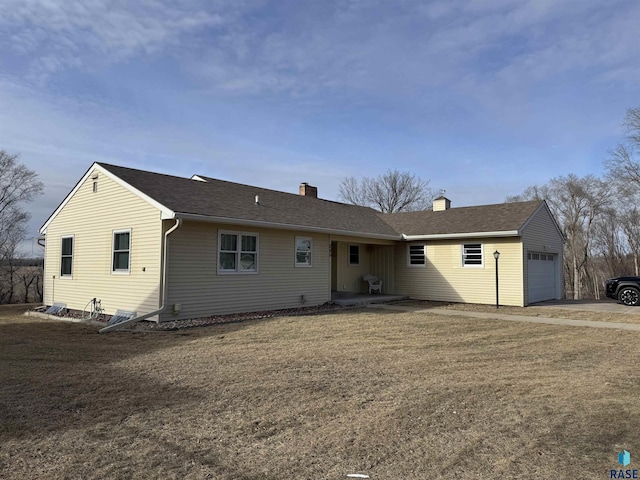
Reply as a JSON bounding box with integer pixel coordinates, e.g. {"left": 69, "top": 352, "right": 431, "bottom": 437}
{"left": 532, "top": 299, "right": 640, "bottom": 314}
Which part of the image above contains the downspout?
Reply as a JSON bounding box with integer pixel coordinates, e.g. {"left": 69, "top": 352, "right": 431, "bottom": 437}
{"left": 99, "top": 218, "right": 182, "bottom": 333}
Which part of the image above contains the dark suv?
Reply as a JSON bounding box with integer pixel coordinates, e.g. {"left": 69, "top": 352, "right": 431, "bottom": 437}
{"left": 605, "top": 276, "right": 640, "bottom": 306}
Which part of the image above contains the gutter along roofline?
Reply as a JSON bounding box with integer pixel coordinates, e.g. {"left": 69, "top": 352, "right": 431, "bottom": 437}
{"left": 402, "top": 230, "right": 521, "bottom": 241}
{"left": 171, "top": 212, "right": 403, "bottom": 241}
{"left": 173, "top": 212, "right": 523, "bottom": 242}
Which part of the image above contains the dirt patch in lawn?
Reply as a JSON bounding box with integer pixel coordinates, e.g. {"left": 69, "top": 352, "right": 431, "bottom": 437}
{"left": 1, "top": 307, "right": 638, "bottom": 479}
{"left": 392, "top": 299, "right": 640, "bottom": 325}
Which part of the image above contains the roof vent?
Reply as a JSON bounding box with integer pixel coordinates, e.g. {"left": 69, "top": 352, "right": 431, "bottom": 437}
{"left": 255, "top": 195, "right": 260, "bottom": 205}
{"left": 299, "top": 182, "right": 318, "bottom": 198}
{"left": 433, "top": 196, "right": 451, "bottom": 211}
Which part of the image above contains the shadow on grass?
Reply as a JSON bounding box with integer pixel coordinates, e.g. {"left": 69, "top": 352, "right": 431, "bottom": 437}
{"left": 0, "top": 319, "right": 209, "bottom": 440}
{"left": 0, "top": 306, "right": 400, "bottom": 437}
{"left": 0, "top": 306, "right": 404, "bottom": 429}
{"left": 0, "top": 306, "right": 407, "bottom": 479}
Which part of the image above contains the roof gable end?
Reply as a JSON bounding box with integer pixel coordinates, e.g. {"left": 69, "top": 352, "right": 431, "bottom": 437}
{"left": 39, "top": 163, "right": 175, "bottom": 234}
{"left": 519, "top": 200, "right": 565, "bottom": 241}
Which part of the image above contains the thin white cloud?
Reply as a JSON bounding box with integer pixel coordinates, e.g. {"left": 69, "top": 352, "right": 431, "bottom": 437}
{"left": 3, "top": 0, "right": 640, "bottom": 100}
{"left": 1, "top": 0, "right": 225, "bottom": 81}
{"left": 1, "top": 0, "right": 638, "bottom": 244}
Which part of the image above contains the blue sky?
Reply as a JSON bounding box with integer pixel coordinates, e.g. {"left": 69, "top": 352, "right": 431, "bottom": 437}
{"left": 2, "top": 0, "right": 640, "bottom": 251}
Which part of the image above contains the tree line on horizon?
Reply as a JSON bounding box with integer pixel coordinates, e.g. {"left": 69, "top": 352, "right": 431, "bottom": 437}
{"left": 2, "top": 107, "right": 640, "bottom": 304}
{"left": 338, "top": 107, "right": 640, "bottom": 301}
{"left": 505, "top": 107, "right": 640, "bottom": 300}
{"left": 0, "top": 150, "right": 44, "bottom": 304}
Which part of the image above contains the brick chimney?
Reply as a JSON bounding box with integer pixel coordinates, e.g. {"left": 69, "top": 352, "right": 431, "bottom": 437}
{"left": 299, "top": 182, "right": 318, "bottom": 198}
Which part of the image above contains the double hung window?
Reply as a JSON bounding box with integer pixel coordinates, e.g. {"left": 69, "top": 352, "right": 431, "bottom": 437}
{"left": 219, "top": 231, "right": 258, "bottom": 273}
{"left": 112, "top": 230, "right": 131, "bottom": 273}
{"left": 61, "top": 236, "right": 73, "bottom": 277}
{"left": 295, "top": 237, "right": 312, "bottom": 267}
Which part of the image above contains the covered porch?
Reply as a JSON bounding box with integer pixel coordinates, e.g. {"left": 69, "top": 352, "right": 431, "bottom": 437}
{"left": 330, "top": 236, "right": 397, "bottom": 295}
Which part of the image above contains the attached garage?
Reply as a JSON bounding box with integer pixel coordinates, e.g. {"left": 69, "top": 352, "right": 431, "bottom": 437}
{"left": 527, "top": 252, "right": 557, "bottom": 304}
{"left": 386, "top": 198, "right": 565, "bottom": 307}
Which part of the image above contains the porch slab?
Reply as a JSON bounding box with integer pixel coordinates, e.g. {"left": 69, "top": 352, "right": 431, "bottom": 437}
{"left": 331, "top": 292, "right": 408, "bottom": 306}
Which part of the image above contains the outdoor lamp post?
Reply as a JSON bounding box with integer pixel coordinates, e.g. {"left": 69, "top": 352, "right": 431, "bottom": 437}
{"left": 493, "top": 250, "right": 500, "bottom": 309}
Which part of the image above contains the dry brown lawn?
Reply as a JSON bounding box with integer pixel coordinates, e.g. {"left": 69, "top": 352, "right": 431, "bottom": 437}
{"left": 1, "top": 304, "right": 639, "bottom": 479}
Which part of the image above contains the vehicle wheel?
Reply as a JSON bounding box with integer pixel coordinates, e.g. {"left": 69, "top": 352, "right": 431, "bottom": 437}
{"left": 619, "top": 287, "right": 640, "bottom": 306}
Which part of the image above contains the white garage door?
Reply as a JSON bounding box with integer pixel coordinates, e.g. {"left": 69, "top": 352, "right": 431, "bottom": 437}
{"left": 528, "top": 252, "right": 556, "bottom": 304}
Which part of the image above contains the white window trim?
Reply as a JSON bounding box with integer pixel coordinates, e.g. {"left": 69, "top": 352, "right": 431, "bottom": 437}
{"left": 112, "top": 229, "right": 132, "bottom": 275}
{"left": 407, "top": 243, "right": 426, "bottom": 267}
{"left": 462, "top": 242, "right": 484, "bottom": 268}
{"left": 295, "top": 236, "right": 313, "bottom": 268}
{"left": 217, "top": 230, "right": 259, "bottom": 274}
{"left": 348, "top": 244, "right": 360, "bottom": 266}
{"left": 60, "top": 235, "right": 74, "bottom": 279}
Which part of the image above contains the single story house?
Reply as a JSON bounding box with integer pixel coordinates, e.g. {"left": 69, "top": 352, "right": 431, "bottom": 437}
{"left": 39, "top": 163, "right": 564, "bottom": 322}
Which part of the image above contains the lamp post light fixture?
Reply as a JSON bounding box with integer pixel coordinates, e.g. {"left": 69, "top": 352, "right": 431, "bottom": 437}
{"left": 493, "top": 250, "right": 500, "bottom": 309}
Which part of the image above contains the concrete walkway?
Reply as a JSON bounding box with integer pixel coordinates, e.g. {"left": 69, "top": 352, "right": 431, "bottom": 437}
{"left": 331, "top": 292, "right": 408, "bottom": 306}
{"left": 367, "top": 303, "right": 640, "bottom": 331}
{"left": 533, "top": 299, "right": 640, "bottom": 314}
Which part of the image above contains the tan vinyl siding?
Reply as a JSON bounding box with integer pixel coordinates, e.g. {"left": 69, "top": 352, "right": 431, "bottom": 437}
{"left": 43, "top": 169, "right": 163, "bottom": 316}
{"left": 521, "top": 205, "right": 565, "bottom": 304}
{"left": 332, "top": 242, "right": 370, "bottom": 293}
{"left": 394, "top": 238, "right": 525, "bottom": 306}
{"left": 331, "top": 241, "right": 395, "bottom": 294}
{"left": 163, "top": 221, "right": 330, "bottom": 320}
{"left": 369, "top": 245, "right": 395, "bottom": 294}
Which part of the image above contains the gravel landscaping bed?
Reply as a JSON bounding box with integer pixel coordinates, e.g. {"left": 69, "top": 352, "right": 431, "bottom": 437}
{"left": 121, "top": 302, "right": 356, "bottom": 331}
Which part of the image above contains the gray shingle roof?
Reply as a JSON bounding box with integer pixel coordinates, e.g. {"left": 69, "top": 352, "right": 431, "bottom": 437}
{"left": 379, "top": 200, "right": 543, "bottom": 236}
{"left": 99, "top": 163, "right": 400, "bottom": 238}
{"left": 99, "top": 163, "right": 544, "bottom": 238}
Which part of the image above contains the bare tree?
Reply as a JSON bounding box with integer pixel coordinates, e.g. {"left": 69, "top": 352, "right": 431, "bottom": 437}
{"left": 0, "top": 235, "right": 21, "bottom": 304}
{"left": 505, "top": 184, "right": 546, "bottom": 204}
{"left": 607, "top": 107, "right": 640, "bottom": 191}
{"left": 505, "top": 107, "right": 640, "bottom": 299}
{"left": 617, "top": 203, "right": 640, "bottom": 276}
{"left": 0, "top": 150, "right": 44, "bottom": 304}
{"left": 506, "top": 174, "right": 612, "bottom": 300}
{"left": 592, "top": 208, "right": 625, "bottom": 280}
{"left": 623, "top": 106, "right": 640, "bottom": 145}
{"left": 337, "top": 176, "right": 365, "bottom": 207}
{"left": 605, "top": 107, "right": 640, "bottom": 277}
{"left": 338, "top": 169, "right": 433, "bottom": 213}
